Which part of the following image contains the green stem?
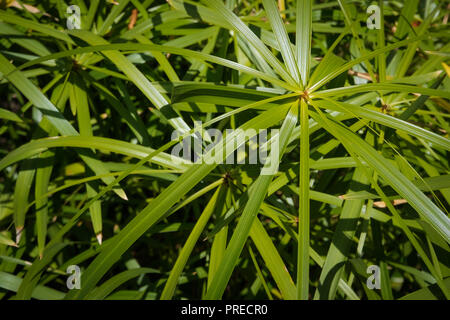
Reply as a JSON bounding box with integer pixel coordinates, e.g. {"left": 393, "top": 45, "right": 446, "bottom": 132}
{"left": 297, "top": 99, "right": 310, "bottom": 299}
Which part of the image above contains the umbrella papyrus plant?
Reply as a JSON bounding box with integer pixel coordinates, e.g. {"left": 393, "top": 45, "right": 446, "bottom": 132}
{"left": 0, "top": 0, "right": 449, "bottom": 300}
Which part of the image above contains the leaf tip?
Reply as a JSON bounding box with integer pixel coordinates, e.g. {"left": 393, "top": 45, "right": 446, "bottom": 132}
{"left": 96, "top": 232, "right": 103, "bottom": 245}
{"left": 15, "top": 226, "right": 24, "bottom": 245}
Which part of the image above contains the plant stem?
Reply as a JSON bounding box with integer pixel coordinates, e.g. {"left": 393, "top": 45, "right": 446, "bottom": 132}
{"left": 297, "top": 99, "right": 310, "bottom": 300}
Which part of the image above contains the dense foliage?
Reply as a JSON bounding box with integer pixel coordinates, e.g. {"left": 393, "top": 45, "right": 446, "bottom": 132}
{"left": 0, "top": 0, "right": 449, "bottom": 300}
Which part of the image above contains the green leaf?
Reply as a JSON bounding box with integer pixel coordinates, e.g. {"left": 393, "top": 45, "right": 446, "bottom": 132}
{"left": 0, "top": 53, "right": 127, "bottom": 201}
{"left": 0, "top": 271, "right": 64, "bottom": 300}
{"left": 160, "top": 185, "right": 223, "bottom": 299}
{"left": 399, "top": 277, "right": 450, "bottom": 300}
{"left": 296, "top": 0, "right": 312, "bottom": 87}
{"left": 205, "top": 102, "right": 298, "bottom": 299}
{"left": 205, "top": 0, "right": 297, "bottom": 87}
{"left": 87, "top": 268, "right": 159, "bottom": 300}
{"left": 263, "top": 0, "right": 300, "bottom": 84}
{"left": 250, "top": 218, "right": 296, "bottom": 299}
{"left": 65, "top": 104, "right": 291, "bottom": 299}
{"left": 311, "top": 107, "right": 450, "bottom": 243}
{"left": 0, "top": 108, "right": 22, "bottom": 122}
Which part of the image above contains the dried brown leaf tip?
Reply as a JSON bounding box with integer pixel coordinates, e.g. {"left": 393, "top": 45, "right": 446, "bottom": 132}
{"left": 128, "top": 9, "right": 138, "bottom": 30}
